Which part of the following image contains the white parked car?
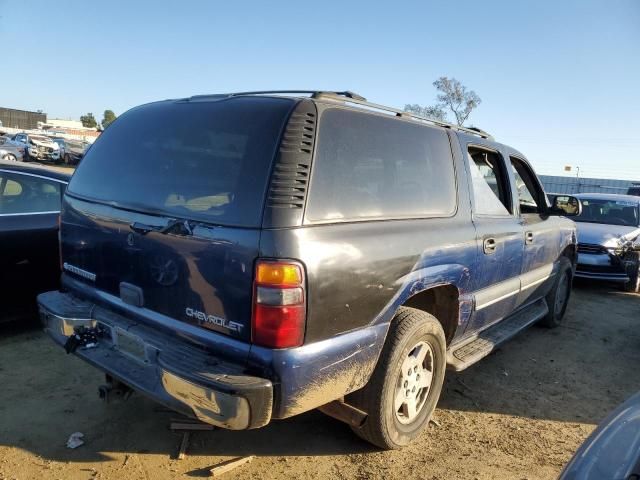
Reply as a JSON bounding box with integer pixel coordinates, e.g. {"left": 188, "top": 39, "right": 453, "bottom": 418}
{"left": 8, "top": 133, "right": 60, "bottom": 162}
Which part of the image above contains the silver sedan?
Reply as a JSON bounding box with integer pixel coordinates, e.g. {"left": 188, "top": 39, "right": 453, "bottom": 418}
{"left": 0, "top": 136, "right": 25, "bottom": 162}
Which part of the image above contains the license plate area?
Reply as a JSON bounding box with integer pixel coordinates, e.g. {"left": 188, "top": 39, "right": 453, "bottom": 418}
{"left": 114, "top": 328, "right": 148, "bottom": 363}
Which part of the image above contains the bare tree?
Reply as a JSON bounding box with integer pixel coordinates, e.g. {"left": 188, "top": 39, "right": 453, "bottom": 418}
{"left": 403, "top": 103, "right": 448, "bottom": 122}
{"left": 433, "top": 77, "right": 481, "bottom": 126}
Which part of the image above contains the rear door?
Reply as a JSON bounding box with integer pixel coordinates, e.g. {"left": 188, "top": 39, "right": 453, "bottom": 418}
{"left": 60, "top": 96, "right": 296, "bottom": 342}
{"left": 506, "top": 154, "right": 562, "bottom": 306}
{"left": 0, "top": 170, "right": 65, "bottom": 312}
{"left": 462, "top": 141, "right": 524, "bottom": 334}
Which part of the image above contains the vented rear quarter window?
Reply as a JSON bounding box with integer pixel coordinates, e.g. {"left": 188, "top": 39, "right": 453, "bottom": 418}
{"left": 306, "top": 108, "right": 456, "bottom": 222}
{"left": 67, "top": 96, "right": 294, "bottom": 227}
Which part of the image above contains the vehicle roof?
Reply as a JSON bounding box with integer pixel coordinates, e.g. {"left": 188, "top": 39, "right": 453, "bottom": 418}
{"left": 136, "top": 91, "right": 538, "bottom": 161}
{"left": 0, "top": 162, "right": 72, "bottom": 182}
{"left": 172, "top": 90, "right": 495, "bottom": 141}
{"left": 575, "top": 192, "right": 640, "bottom": 203}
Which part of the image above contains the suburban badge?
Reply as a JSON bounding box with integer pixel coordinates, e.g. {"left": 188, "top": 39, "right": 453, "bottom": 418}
{"left": 62, "top": 263, "right": 97, "bottom": 282}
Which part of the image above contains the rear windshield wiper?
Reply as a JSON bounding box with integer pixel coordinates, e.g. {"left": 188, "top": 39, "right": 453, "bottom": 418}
{"left": 130, "top": 218, "right": 193, "bottom": 236}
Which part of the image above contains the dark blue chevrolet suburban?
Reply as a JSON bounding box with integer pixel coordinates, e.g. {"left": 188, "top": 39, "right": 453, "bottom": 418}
{"left": 38, "top": 91, "right": 580, "bottom": 449}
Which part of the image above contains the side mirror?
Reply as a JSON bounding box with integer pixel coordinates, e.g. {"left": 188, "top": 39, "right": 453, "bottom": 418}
{"left": 550, "top": 195, "right": 582, "bottom": 217}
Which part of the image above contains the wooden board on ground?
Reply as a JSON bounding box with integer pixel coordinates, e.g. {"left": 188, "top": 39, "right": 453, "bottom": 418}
{"left": 210, "top": 456, "right": 255, "bottom": 477}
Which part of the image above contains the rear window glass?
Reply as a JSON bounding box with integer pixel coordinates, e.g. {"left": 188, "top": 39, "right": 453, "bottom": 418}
{"left": 306, "top": 108, "right": 456, "bottom": 222}
{"left": 68, "top": 97, "right": 294, "bottom": 227}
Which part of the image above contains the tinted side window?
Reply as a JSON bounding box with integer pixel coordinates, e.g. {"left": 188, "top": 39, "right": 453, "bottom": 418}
{"left": 509, "top": 157, "right": 545, "bottom": 214}
{"left": 467, "top": 147, "right": 512, "bottom": 216}
{"left": 306, "top": 109, "right": 456, "bottom": 222}
{"left": 0, "top": 173, "right": 62, "bottom": 214}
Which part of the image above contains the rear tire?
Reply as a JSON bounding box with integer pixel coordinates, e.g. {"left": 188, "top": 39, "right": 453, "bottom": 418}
{"left": 2, "top": 154, "right": 17, "bottom": 162}
{"left": 623, "top": 252, "right": 640, "bottom": 293}
{"left": 540, "top": 257, "right": 573, "bottom": 328}
{"left": 348, "top": 307, "right": 446, "bottom": 449}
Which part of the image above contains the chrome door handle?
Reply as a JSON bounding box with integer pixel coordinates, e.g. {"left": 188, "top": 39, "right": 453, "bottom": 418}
{"left": 483, "top": 237, "right": 497, "bottom": 254}
{"left": 525, "top": 231, "right": 534, "bottom": 244}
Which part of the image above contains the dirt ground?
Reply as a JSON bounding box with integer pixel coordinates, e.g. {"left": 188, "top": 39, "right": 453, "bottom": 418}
{"left": 0, "top": 281, "right": 638, "bottom": 480}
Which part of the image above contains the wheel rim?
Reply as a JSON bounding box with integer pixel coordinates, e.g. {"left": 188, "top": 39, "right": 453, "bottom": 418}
{"left": 555, "top": 272, "right": 569, "bottom": 313}
{"left": 394, "top": 341, "right": 434, "bottom": 424}
{"left": 4, "top": 154, "right": 16, "bottom": 161}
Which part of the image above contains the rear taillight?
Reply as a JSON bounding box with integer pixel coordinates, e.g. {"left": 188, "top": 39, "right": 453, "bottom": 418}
{"left": 252, "top": 260, "right": 306, "bottom": 348}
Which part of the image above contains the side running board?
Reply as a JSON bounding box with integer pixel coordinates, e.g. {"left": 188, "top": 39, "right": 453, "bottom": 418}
{"left": 446, "top": 299, "right": 548, "bottom": 371}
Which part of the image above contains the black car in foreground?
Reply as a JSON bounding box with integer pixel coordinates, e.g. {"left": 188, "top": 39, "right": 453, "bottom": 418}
{"left": 560, "top": 390, "right": 640, "bottom": 479}
{"left": 0, "top": 162, "right": 70, "bottom": 322}
{"left": 38, "top": 90, "right": 579, "bottom": 449}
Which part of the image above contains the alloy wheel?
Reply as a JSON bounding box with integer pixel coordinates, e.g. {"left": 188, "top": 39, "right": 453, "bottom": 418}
{"left": 394, "top": 341, "right": 434, "bottom": 424}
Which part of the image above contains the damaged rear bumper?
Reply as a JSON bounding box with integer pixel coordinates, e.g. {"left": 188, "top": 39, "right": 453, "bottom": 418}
{"left": 37, "top": 290, "right": 273, "bottom": 430}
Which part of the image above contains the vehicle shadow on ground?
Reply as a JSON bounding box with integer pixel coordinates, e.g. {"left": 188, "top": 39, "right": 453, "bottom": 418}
{"left": 439, "top": 280, "right": 640, "bottom": 426}
{"left": 0, "top": 282, "right": 638, "bottom": 463}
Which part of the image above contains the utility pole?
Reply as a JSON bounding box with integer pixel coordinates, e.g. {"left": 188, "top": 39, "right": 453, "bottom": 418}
{"left": 564, "top": 165, "right": 582, "bottom": 193}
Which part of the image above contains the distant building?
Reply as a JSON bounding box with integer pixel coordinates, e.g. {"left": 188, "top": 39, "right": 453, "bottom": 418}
{"left": 46, "top": 118, "right": 84, "bottom": 129}
{"left": 51, "top": 128, "right": 101, "bottom": 140}
{"left": 540, "top": 175, "right": 638, "bottom": 195}
{"left": 39, "top": 118, "right": 100, "bottom": 139}
{"left": 0, "top": 107, "right": 46, "bottom": 130}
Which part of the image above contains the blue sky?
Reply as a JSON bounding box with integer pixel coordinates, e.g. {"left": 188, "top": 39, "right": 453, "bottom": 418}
{"left": 1, "top": 0, "right": 639, "bottom": 179}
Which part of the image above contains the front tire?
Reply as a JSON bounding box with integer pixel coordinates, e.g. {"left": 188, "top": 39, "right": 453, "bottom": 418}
{"left": 623, "top": 252, "right": 640, "bottom": 293}
{"left": 540, "top": 257, "right": 573, "bottom": 328}
{"left": 2, "top": 154, "right": 17, "bottom": 162}
{"left": 348, "top": 307, "right": 446, "bottom": 449}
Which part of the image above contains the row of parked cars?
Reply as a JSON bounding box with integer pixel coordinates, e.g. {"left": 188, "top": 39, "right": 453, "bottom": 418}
{"left": 1, "top": 90, "right": 639, "bottom": 476}
{"left": 0, "top": 131, "right": 89, "bottom": 165}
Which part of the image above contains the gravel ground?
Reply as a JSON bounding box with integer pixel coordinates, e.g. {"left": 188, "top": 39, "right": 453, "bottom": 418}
{"left": 0, "top": 281, "right": 638, "bottom": 480}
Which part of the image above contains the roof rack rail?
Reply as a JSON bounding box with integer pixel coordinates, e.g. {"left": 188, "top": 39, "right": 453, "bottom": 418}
{"left": 230, "top": 90, "right": 366, "bottom": 101}
{"left": 312, "top": 93, "right": 493, "bottom": 140}
{"left": 186, "top": 90, "right": 492, "bottom": 139}
{"left": 189, "top": 90, "right": 366, "bottom": 102}
{"left": 465, "top": 126, "right": 493, "bottom": 138}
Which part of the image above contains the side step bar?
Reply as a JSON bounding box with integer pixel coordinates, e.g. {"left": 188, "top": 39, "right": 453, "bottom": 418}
{"left": 446, "top": 299, "right": 548, "bottom": 371}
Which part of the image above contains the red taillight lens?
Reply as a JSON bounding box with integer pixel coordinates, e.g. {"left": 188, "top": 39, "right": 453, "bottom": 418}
{"left": 253, "top": 304, "right": 305, "bottom": 348}
{"left": 252, "top": 260, "right": 306, "bottom": 348}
